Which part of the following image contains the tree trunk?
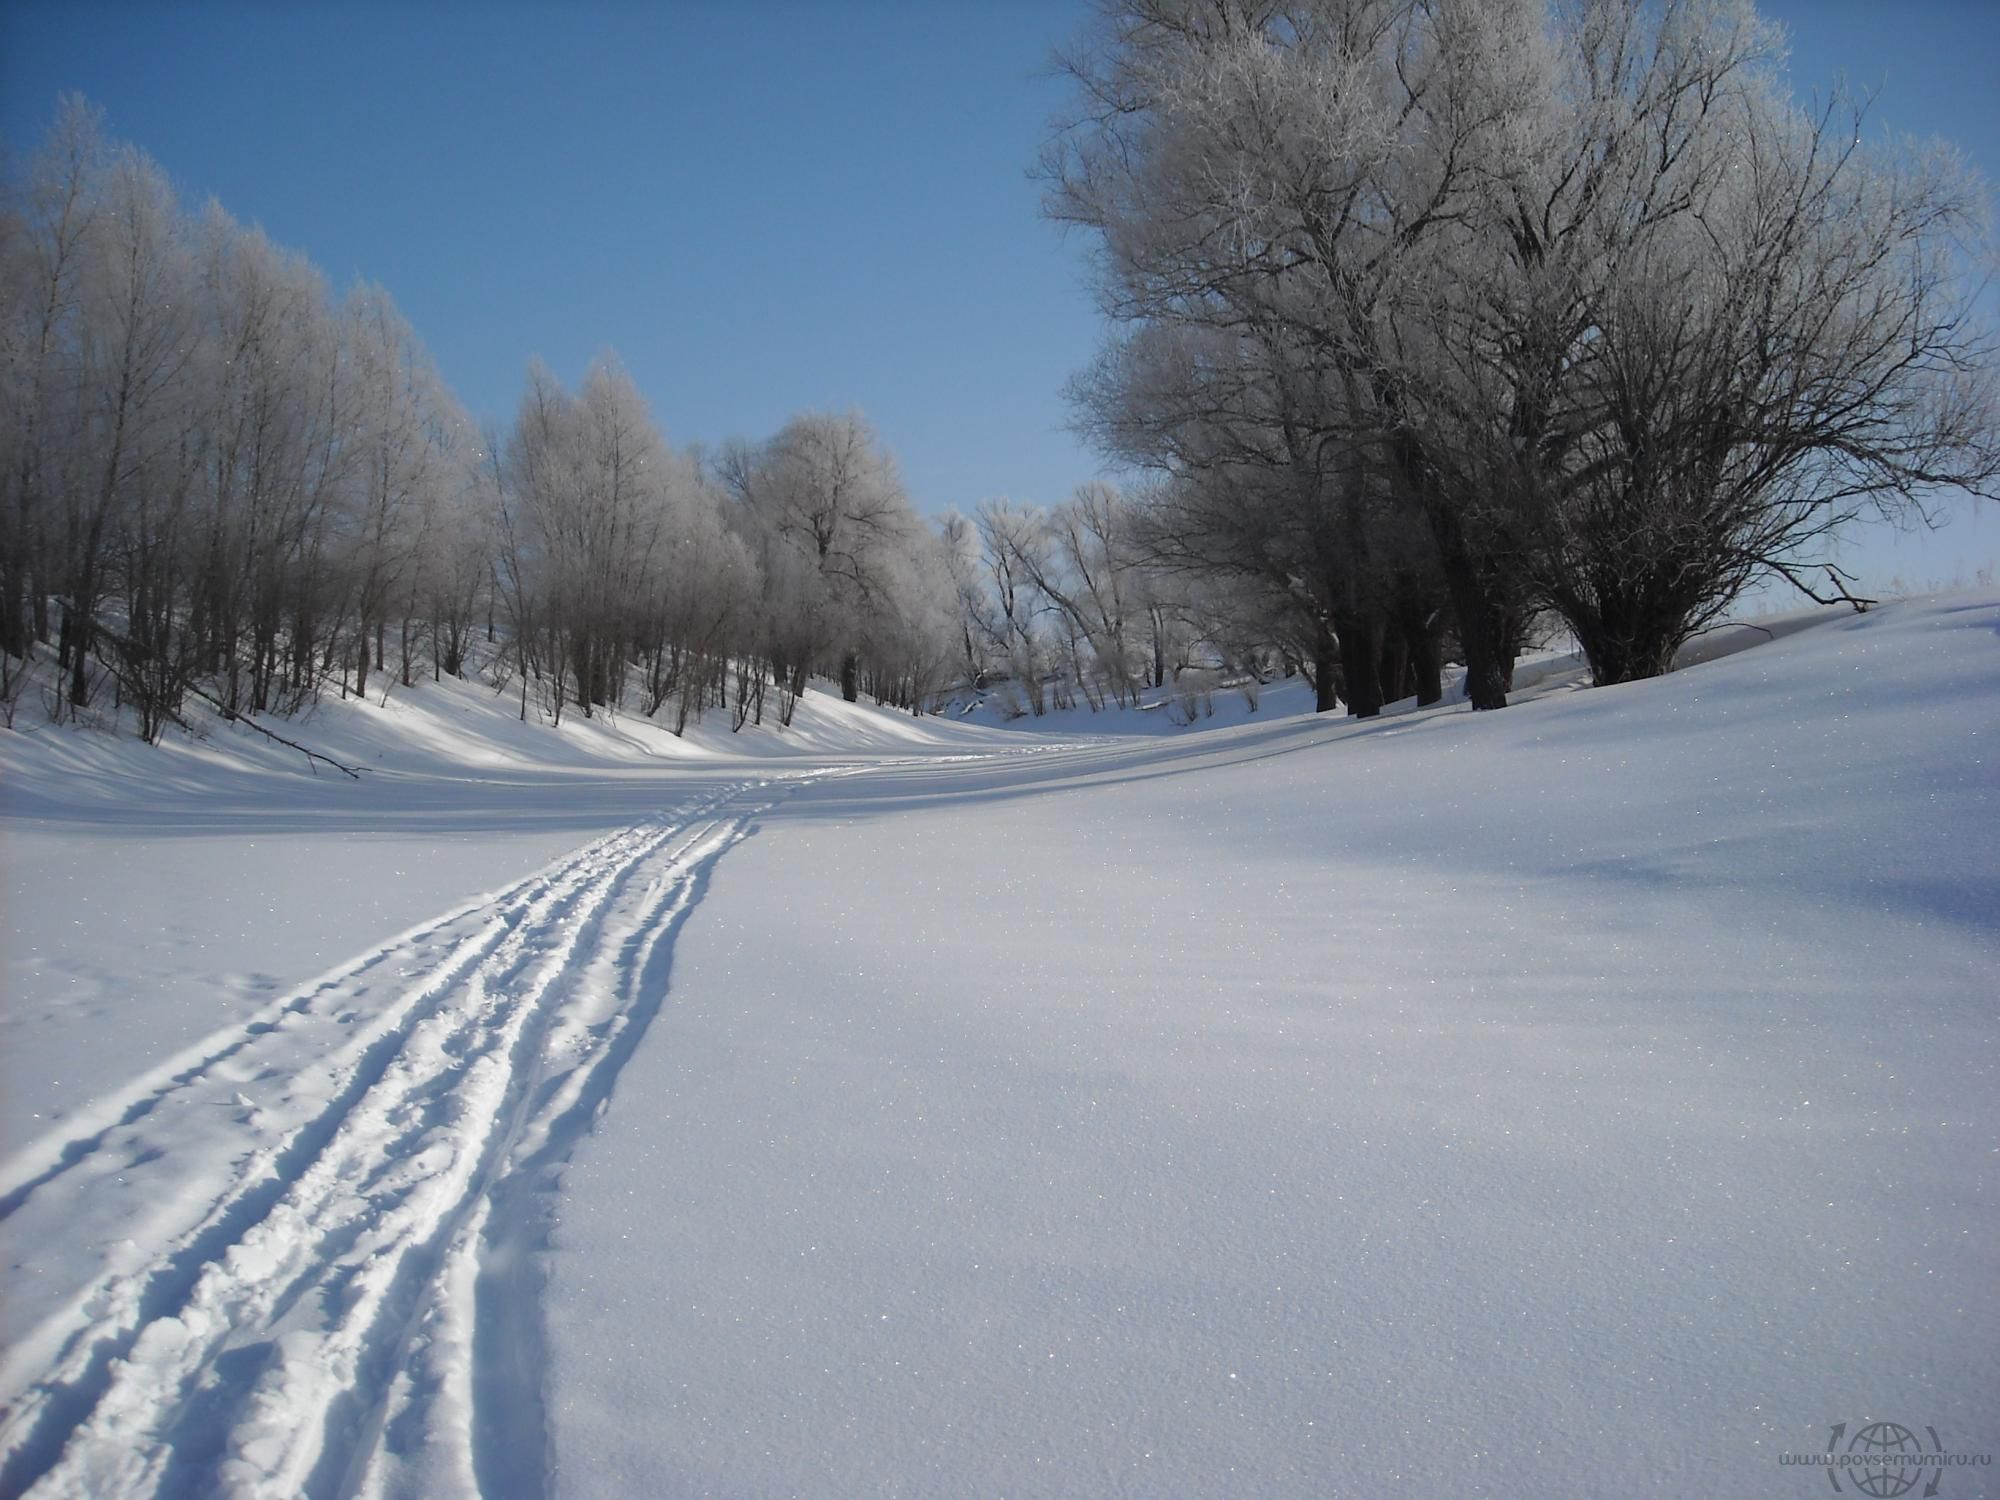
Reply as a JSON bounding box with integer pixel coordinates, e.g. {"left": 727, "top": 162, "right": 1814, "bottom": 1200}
{"left": 1308, "top": 615, "right": 1339, "bottom": 713}
{"left": 839, "top": 651, "right": 859, "bottom": 703}
{"left": 65, "top": 541, "right": 104, "bottom": 710}
{"left": 1378, "top": 627, "right": 1409, "bottom": 706}
{"left": 1408, "top": 609, "right": 1443, "bottom": 707}
{"left": 59, "top": 612, "right": 96, "bottom": 705}
{"left": 1389, "top": 581, "right": 1445, "bottom": 708}
{"left": 1572, "top": 607, "right": 1680, "bottom": 686}
{"left": 1336, "top": 614, "right": 1385, "bottom": 718}
{"left": 1424, "top": 500, "right": 1509, "bottom": 710}
{"left": 0, "top": 549, "right": 26, "bottom": 661}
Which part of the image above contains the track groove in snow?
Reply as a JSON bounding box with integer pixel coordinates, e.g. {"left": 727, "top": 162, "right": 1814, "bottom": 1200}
{"left": 0, "top": 773, "right": 819, "bottom": 1500}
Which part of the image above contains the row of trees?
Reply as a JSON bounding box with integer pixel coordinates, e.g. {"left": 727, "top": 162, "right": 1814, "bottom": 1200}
{"left": 496, "top": 366, "right": 964, "bottom": 732}
{"left": 0, "top": 98, "right": 965, "bottom": 741}
{"left": 1042, "top": 0, "right": 1999, "bottom": 708}
{"left": 1, "top": 97, "right": 493, "bottom": 737}
{"left": 938, "top": 484, "right": 1298, "bottom": 719}
{"left": 14, "top": 3, "right": 1995, "bottom": 749}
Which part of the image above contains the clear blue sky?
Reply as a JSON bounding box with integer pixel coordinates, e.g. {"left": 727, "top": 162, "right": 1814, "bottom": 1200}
{"left": 3, "top": 0, "right": 1996, "bottom": 593}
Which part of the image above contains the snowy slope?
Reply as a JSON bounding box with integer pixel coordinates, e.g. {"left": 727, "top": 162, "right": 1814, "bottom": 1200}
{"left": 1, "top": 597, "right": 1995, "bottom": 1499}
{"left": 548, "top": 597, "right": 1997, "bottom": 1498}
{"left": 0, "top": 671, "right": 1010, "bottom": 1156}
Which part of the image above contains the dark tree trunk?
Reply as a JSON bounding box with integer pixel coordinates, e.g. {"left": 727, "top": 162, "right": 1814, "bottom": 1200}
{"left": 1408, "top": 609, "right": 1443, "bottom": 707}
{"left": 1378, "top": 628, "right": 1410, "bottom": 706}
{"left": 1424, "top": 500, "right": 1509, "bottom": 710}
{"left": 1308, "top": 615, "right": 1339, "bottom": 713}
{"left": 1336, "top": 613, "right": 1385, "bottom": 718}
{"left": 839, "top": 651, "right": 859, "bottom": 703}
{"left": 57, "top": 606, "right": 78, "bottom": 697}
{"left": 63, "top": 558, "right": 103, "bottom": 711}
{"left": 0, "top": 553, "right": 25, "bottom": 661}
{"left": 1390, "top": 579, "right": 1445, "bottom": 708}
{"left": 1570, "top": 606, "right": 1681, "bottom": 687}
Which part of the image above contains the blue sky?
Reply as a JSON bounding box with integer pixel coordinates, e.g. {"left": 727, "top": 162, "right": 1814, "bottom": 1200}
{"left": 3, "top": 0, "right": 1996, "bottom": 594}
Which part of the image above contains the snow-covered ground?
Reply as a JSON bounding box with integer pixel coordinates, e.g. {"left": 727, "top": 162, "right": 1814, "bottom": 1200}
{"left": 0, "top": 675, "right": 999, "bottom": 1157}
{"left": 3, "top": 597, "right": 1996, "bottom": 1499}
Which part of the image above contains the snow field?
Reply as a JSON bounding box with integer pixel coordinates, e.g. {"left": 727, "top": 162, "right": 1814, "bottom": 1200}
{"left": 0, "top": 595, "right": 1994, "bottom": 1498}
{"left": 0, "top": 772, "right": 849, "bottom": 1498}
{"left": 545, "top": 598, "right": 1999, "bottom": 1498}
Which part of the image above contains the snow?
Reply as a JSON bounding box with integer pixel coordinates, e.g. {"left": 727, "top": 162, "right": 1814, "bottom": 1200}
{"left": 0, "top": 673, "right": 997, "bottom": 1155}
{"left": 3, "top": 596, "right": 1997, "bottom": 1498}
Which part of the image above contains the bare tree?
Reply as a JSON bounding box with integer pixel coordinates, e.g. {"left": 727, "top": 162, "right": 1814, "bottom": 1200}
{"left": 722, "top": 410, "right": 928, "bottom": 703}
{"left": 0, "top": 100, "right": 1008, "bottom": 746}
{"left": 1046, "top": 0, "right": 1996, "bottom": 703}
{"left": 972, "top": 499, "right": 1056, "bottom": 715}
{"left": 58, "top": 141, "right": 199, "bottom": 716}
{"left": 1, "top": 95, "right": 105, "bottom": 677}
{"left": 187, "top": 207, "right": 350, "bottom": 715}
{"left": 1046, "top": 0, "right": 1539, "bottom": 707}
{"left": 1508, "top": 47, "right": 2000, "bottom": 680}
{"left": 933, "top": 509, "right": 999, "bottom": 695}
{"left": 340, "top": 284, "right": 463, "bottom": 701}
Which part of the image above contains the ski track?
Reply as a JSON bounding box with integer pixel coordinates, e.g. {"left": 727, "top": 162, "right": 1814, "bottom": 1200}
{"left": 0, "top": 769, "right": 847, "bottom": 1500}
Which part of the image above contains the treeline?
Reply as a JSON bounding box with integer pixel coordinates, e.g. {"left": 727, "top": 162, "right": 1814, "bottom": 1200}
{"left": 934, "top": 486, "right": 1293, "bottom": 719}
{"left": 1040, "top": 0, "right": 1999, "bottom": 710}
{"left": 11, "top": 3, "right": 1996, "bottom": 753}
{"left": 0, "top": 98, "right": 962, "bottom": 740}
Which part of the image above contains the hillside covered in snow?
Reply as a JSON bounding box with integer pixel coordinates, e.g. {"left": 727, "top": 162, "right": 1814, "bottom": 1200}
{"left": 2, "top": 593, "right": 1994, "bottom": 1498}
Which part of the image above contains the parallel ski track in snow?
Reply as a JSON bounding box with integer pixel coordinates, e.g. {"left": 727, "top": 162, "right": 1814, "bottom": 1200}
{"left": 0, "top": 769, "right": 849, "bottom": 1500}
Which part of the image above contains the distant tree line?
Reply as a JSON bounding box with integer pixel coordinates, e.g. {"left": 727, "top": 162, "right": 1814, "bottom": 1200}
{"left": 1040, "top": 0, "right": 1999, "bottom": 709}
{"left": 0, "top": 98, "right": 963, "bottom": 740}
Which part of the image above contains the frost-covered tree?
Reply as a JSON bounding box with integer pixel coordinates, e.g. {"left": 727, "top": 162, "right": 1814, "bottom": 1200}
{"left": 186, "top": 207, "right": 350, "bottom": 716}
{"left": 415, "top": 443, "right": 495, "bottom": 682}
{"left": 1474, "top": 4, "right": 2000, "bottom": 680}
{"left": 1078, "top": 309, "right": 1451, "bottom": 715}
{"left": 1, "top": 98, "right": 475, "bottom": 736}
{"left": 1046, "top": 0, "right": 1546, "bottom": 708}
{"left": 641, "top": 472, "right": 758, "bottom": 733}
{"left": 974, "top": 484, "right": 1158, "bottom": 708}
{"left": 340, "top": 284, "right": 467, "bottom": 700}
{"left": 490, "top": 357, "right": 775, "bottom": 732}
{"left": 0, "top": 95, "right": 105, "bottom": 681}
{"left": 721, "top": 410, "right": 939, "bottom": 704}
{"left": 496, "top": 359, "right": 682, "bottom": 721}
{"left": 971, "top": 499, "right": 1055, "bottom": 714}
{"left": 1046, "top": 0, "right": 1998, "bottom": 702}
{"left": 0, "top": 97, "right": 982, "bottom": 745}
{"left": 54, "top": 140, "right": 198, "bottom": 714}
{"left": 934, "top": 509, "right": 999, "bottom": 694}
